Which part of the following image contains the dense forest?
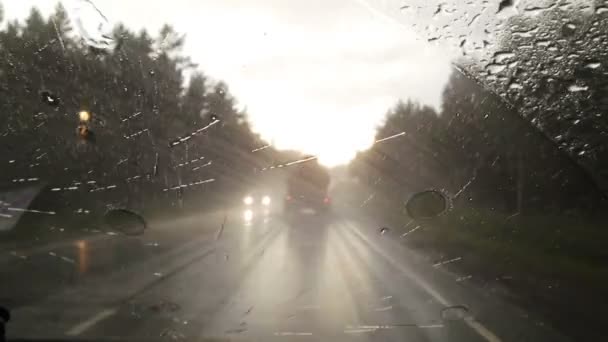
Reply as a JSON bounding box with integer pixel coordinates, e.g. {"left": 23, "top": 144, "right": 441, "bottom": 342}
{"left": 0, "top": 3, "right": 289, "bottom": 218}
{"left": 347, "top": 5, "right": 608, "bottom": 340}
{"left": 351, "top": 2, "right": 608, "bottom": 217}
{"left": 350, "top": 69, "right": 606, "bottom": 215}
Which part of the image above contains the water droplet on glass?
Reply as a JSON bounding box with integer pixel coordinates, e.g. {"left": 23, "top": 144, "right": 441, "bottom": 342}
{"left": 103, "top": 209, "right": 147, "bottom": 236}
{"left": 486, "top": 63, "right": 507, "bottom": 74}
{"left": 568, "top": 84, "right": 588, "bottom": 92}
{"left": 379, "top": 227, "right": 389, "bottom": 235}
{"left": 69, "top": 0, "right": 115, "bottom": 50}
{"left": 40, "top": 91, "right": 60, "bottom": 107}
{"left": 584, "top": 62, "right": 601, "bottom": 69}
{"left": 468, "top": 14, "right": 481, "bottom": 27}
{"left": 508, "top": 80, "right": 523, "bottom": 89}
{"left": 493, "top": 51, "right": 515, "bottom": 63}
{"left": 497, "top": 0, "right": 516, "bottom": 14}
{"left": 406, "top": 190, "right": 448, "bottom": 219}
{"left": 535, "top": 40, "right": 551, "bottom": 47}
{"left": 441, "top": 305, "right": 471, "bottom": 321}
{"left": 562, "top": 23, "right": 576, "bottom": 37}
{"left": 433, "top": 4, "right": 443, "bottom": 17}
{"left": 505, "top": 55, "right": 519, "bottom": 65}
{"left": 596, "top": 7, "right": 608, "bottom": 14}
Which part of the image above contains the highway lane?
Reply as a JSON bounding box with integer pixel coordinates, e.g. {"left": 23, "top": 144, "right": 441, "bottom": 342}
{"left": 3, "top": 207, "right": 572, "bottom": 341}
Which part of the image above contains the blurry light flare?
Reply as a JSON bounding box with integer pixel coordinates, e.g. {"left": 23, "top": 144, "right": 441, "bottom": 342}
{"left": 77, "top": 123, "right": 89, "bottom": 137}
{"left": 75, "top": 240, "right": 88, "bottom": 275}
{"left": 262, "top": 195, "right": 271, "bottom": 206}
{"left": 244, "top": 209, "right": 254, "bottom": 221}
{"left": 243, "top": 196, "right": 254, "bottom": 205}
{"left": 78, "top": 110, "right": 91, "bottom": 122}
{"left": 249, "top": 101, "right": 380, "bottom": 167}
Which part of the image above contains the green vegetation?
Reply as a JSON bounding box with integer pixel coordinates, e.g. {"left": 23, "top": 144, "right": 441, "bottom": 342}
{"left": 0, "top": 2, "right": 289, "bottom": 221}
{"left": 347, "top": 6, "right": 608, "bottom": 341}
{"left": 412, "top": 210, "right": 608, "bottom": 283}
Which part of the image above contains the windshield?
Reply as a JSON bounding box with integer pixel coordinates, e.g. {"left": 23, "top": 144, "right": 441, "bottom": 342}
{"left": 1, "top": 1, "right": 606, "bottom": 341}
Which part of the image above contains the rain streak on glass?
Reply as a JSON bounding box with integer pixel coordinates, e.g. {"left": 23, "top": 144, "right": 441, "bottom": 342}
{"left": 40, "top": 91, "right": 60, "bottom": 107}
{"left": 69, "top": 0, "right": 115, "bottom": 50}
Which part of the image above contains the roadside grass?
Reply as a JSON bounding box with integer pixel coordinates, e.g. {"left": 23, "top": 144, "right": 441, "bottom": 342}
{"left": 333, "top": 183, "right": 608, "bottom": 284}
{"left": 0, "top": 192, "right": 233, "bottom": 251}
{"left": 400, "top": 207, "right": 608, "bottom": 341}
{"left": 406, "top": 209, "right": 608, "bottom": 286}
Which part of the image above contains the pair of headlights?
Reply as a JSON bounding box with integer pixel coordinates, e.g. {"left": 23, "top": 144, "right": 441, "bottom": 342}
{"left": 243, "top": 195, "right": 271, "bottom": 206}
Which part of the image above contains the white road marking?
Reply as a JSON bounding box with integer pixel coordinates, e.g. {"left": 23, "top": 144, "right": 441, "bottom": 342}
{"left": 344, "top": 328, "right": 377, "bottom": 333}
{"left": 65, "top": 308, "right": 117, "bottom": 336}
{"left": 346, "top": 222, "right": 503, "bottom": 342}
{"left": 374, "top": 305, "right": 393, "bottom": 312}
{"left": 346, "top": 325, "right": 394, "bottom": 330}
{"left": 274, "top": 332, "right": 313, "bottom": 336}
{"left": 418, "top": 324, "right": 445, "bottom": 329}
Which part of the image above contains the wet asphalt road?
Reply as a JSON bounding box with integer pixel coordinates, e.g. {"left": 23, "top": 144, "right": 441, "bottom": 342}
{"left": 1, "top": 208, "right": 571, "bottom": 342}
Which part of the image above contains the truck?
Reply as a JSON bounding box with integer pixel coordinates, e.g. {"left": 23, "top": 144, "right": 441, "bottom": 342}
{"left": 284, "top": 159, "right": 331, "bottom": 214}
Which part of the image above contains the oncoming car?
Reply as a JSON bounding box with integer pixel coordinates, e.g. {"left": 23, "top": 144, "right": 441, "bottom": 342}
{"left": 241, "top": 191, "right": 273, "bottom": 222}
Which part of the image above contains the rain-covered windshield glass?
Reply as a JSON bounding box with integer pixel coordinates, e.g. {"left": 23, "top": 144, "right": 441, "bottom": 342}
{"left": 1, "top": 1, "right": 606, "bottom": 341}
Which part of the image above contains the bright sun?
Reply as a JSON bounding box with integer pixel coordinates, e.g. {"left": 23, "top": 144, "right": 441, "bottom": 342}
{"left": 248, "top": 98, "right": 384, "bottom": 168}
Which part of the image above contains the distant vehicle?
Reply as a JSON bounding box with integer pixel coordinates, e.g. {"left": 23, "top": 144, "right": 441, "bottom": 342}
{"left": 284, "top": 159, "right": 331, "bottom": 214}
{"left": 242, "top": 190, "right": 273, "bottom": 210}
{"left": 241, "top": 190, "right": 273, "bottom": 222}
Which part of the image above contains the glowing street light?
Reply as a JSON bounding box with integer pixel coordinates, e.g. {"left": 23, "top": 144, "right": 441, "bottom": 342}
{"left": 78, "top": 110, "right": 91, "bottom": 122}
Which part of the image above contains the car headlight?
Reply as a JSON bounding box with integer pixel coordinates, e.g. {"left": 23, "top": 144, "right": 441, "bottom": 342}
{"left": 244, "top": 209, "right": 254, "bottom": 221}
{"left": 262, "top": 195, "right": 271, "bottom": 206}
{"left": 243, "top": 196, "right": 254, "bottom": 205}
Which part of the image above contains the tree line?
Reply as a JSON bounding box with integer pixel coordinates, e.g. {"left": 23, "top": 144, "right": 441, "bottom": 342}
{"left": 1, "top": 2, "right": 605, "bottom": 220}
{"left": 0, "top": 3, "right": 287, "bottom": 217}
{"left": 350, "top": 5, "right": 608, "bottom": 217}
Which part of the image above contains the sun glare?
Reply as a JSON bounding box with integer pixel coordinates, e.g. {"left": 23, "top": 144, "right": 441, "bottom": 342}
{"left": 248, "top": 99, "right": 382, "bottom": 168}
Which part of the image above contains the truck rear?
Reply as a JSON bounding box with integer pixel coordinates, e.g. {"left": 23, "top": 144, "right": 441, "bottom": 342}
{"left": 284, "top": 160, "right": 331, "bottom": 214}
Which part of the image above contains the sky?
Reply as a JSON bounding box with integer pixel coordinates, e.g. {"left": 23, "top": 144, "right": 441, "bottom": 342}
{"left": 3, "top": 0, "right": 453, "bottom": 166}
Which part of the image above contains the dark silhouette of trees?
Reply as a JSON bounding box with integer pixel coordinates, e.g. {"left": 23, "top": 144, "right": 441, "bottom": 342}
{"left": 0, "top": 2, "right": 281, "bottom": 216}
{"left": 349, "top": 6, "right": 608, "bottom": 341}
{"left": 352, "top": 59, "right": 606, "bottom": 217}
